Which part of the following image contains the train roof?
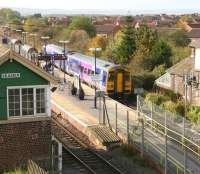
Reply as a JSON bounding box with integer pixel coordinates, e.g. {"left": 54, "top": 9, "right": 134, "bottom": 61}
{"left": 45, "top": 44, "right": 69, "bottom": 55}
{"left": 21, "top": 44, "right": 38, "bottom": 53}
{"left": 10, "top": 39, "right": 22, "bottom": 45}
{"left": 68, "top": 52, "right": 115, "bottom": 70}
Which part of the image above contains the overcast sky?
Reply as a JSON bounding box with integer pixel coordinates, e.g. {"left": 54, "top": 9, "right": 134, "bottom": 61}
{"left": 0, "top": 0, "right": 200, "bottom": 11}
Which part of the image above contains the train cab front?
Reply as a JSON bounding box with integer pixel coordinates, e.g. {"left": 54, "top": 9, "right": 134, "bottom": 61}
{"left": 106, "top": 66, "right": 131, "bottom": 99}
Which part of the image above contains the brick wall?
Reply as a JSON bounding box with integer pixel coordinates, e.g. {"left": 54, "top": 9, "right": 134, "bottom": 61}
{"left": 0, "top": 119, "right": 51, "bottom": 172}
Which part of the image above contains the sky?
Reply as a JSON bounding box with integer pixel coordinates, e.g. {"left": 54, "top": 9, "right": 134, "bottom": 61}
{"left": 1, "top": 0, "right": 200, "bottom": 11}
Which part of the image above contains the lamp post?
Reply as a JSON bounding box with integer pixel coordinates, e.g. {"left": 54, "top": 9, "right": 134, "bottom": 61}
{"left": 15, "top": 29, "right": 23, "bottom": 53}
{"left": 11, "top": 28, "right": 16, "bottom": 38}
{"left": 16, "top": 29, "right": 22, "bottom": 40}
{"left": 22, "top": 31, "right": 28, "bottom": 44}
{"left": 88, "top": 47, "right": 102, "bottom": 108}
{"left": 41, "top": 36, "right": 50, "bottom": 72}
{"left": 59, "top": 40, "right": 69, "bottom": 83}
{"left": 30, "top": 33, "right": 37, "bottom": 48}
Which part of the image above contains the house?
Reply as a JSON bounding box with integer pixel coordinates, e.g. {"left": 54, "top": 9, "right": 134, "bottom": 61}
{"left": 0, "top": 44, "right": 58, "bottom": 171}
{"left": 155, "top": 39, "right": 200, "bottom": 106}
{"left": 187, "top": 29, "right": 200, "bottom": 40}
{"left": 95, "top": 24, "right": 121, "bottom": 37}
{"left": 181, "top": 22, "right": 200, "bottom": 40}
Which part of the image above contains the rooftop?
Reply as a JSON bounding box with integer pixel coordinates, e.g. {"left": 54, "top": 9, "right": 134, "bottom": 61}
{"left": 187, "top": 28, "right": 200, "bottom": 38}
{"left": 167, "top": 57, "right": 194, "bottom": 76}
{"left": 0, "top": 44, "right": 58, "bottom": 85}
{"left": 95, "top": 24, "right": 120, "bottom": 34}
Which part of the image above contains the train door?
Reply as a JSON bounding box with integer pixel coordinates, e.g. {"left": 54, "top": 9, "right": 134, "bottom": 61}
{"left": 117, "top": 72, "right": 123, "bottom": 93}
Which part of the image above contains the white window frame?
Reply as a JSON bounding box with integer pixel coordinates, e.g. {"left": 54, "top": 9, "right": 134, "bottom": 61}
{"left": 7, "top": 85, "right": 49, "bottom": 119}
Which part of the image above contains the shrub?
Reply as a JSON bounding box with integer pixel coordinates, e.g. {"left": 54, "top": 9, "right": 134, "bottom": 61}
{"left": 187, "top": 106, "right": 200, "bottom": 125}
{"left": 163, "top": 100, "right": 174, "bottom": 112}
{"left": 152, "top": 64, "right": 166, "bottom": 78}
{"left": 163, "top": 100, "right": 185, "bottom": 116}
{"left": 145, "top": 93, "right": 170, "bottom": 106}
{"left": 133, "top": 72, "right": 156, "bottom": 91}
{"left": 164, "top": 89, "right": 180, "bottom": 102}
{"left": 174, "top": 101, "right": 185, "bottom": 116}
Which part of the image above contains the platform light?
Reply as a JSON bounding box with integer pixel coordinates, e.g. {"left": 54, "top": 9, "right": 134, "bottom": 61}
{"left": 89, "top": 47, "right": 102, "bottom": 109}
{"left": 30, "top": 33, "right": 37, "bottom": 48}
{"left": 22, "top": 31, "right": 28, "bottom": 44}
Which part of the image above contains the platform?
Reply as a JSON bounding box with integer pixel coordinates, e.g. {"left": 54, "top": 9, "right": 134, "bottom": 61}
{"left": 51, "top": 68, "right": 138, "bottom": 147}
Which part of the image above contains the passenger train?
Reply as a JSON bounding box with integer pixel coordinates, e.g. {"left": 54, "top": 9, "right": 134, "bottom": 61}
{"left": 10, "top": 39, "right": 38, "bottom": 63}
{"left": 45, "top": 44, "right": 132, "bottom": 97}
{"left": 2, "top": 37, "right": 132, "bottom": 97}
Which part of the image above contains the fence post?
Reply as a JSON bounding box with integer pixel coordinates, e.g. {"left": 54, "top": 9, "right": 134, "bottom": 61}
{"left": 103, "top": 97, "right": 105, "bottom": 124}
{"left": 137, "top": 95, "right": 139, "bottom": 117}
{"left": 183, "top": 117, "right": 187, "bottom": 174}
{"left": 58, "top": 142, "right": 62, "bottom": 174}
{"left": 99, "top": 96, "right": 102, "bottom": 124}
{"left": 165, "top": 111, "right": 168, "bottom": 174}
{"left": 141, "top": 117, "right": 144, "bottom": 157}
{"left": 51, "top": 139, "right": 55, "bottom": 174}
{"left": 151, "top": 102, "right": 153, "bottom": 128}
{"left": 127, "top": 110, "right": 130, "bottom": 144}
{"left": 115, "top": 103, "right": 118, "bottom": 135}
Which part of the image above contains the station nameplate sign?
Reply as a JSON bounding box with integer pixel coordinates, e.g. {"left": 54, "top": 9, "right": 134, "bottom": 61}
{"left": 1, "top": 73, "right": 20, "bottom": 79}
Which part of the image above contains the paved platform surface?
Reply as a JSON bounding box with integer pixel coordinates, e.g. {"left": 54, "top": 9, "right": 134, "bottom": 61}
{"left": 51, "top": 68, "right": 137, "bottom": 135}
{"left": 51, "top": 68, "right": 135, "bottom": 147}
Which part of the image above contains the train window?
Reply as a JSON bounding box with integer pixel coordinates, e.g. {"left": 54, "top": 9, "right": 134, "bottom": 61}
{"left": 84, "top": 68, "right": 87, "bottom": 74}
{"left": 124, "top": 73, "right": 130, "bottom": 81}
{"left": 88, "top": 69, "right": 91, "bottom": 74}
{"left": 80, "top": 66, "right": 84, "bottom": 73}
{"left": 91, "top": 71, "right": 94, "bottom": 75}
{"left": 108, "top": 73, "right": 115, "bottom": 81}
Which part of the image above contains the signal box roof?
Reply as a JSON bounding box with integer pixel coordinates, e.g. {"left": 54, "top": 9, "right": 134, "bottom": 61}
{"left": 0, "top": 44, "right": 58, "bottom": 85}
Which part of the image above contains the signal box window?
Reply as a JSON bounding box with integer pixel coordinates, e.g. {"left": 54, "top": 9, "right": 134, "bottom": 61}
{"left": 22, "top": 88, "right": 34, "bottom": 116}
{"left": 36, "top": 88, "right": 46, "bottom": 114}
{"left": 7, "top": 86, "right": 47, "bottom": 118}
{"left": 8, "top": 89, "right": 20, "bottom": 117}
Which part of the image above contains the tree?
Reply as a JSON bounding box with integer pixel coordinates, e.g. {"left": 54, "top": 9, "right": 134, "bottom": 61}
{"left": 69, "top": 30, "right": 90, "bottom": 52}
{"left": 101, "top": 30, "right": 123, "bottom": 62}
{"left": 170, "top": 30, "right": 191, "bottom": 47}
{"left": 0, "top": 8, "right": 21, "bottom": 24}
{"left": 135, "top": 25, "right": 158, "bottom": 53}
{"left": 68, "top": 16, "right": 96, "bottom": 37}
{"left": 147, "top": 40, "right": 172, "bottom": 70}
{"left": 23, "top": 17, "right": 46, "bottom": 32}
{"left": 152, "top": 64, "right": 166, "bottom": 78}
{"left": 87, "top": 36, "right": 107, "bottom": 56}
{"left": 130, "top": 25, "right": 158, "bottom": 72}
{"left": 113, "top": 16, "right": 136, "bottom": 64}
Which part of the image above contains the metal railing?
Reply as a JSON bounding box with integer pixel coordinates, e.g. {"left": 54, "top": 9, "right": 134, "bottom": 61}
{"left": 100, "top": 95, "right": 200, "bottom": 174}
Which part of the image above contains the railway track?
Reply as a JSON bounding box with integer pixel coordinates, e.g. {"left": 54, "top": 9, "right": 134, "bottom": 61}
{"left": 51, "top": 112, "right": 124, "bottom": 174}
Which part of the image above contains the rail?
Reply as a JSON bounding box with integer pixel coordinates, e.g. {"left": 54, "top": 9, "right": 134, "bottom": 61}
{"left": 52, "top": 113, "right": 124, "bottom": 174}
